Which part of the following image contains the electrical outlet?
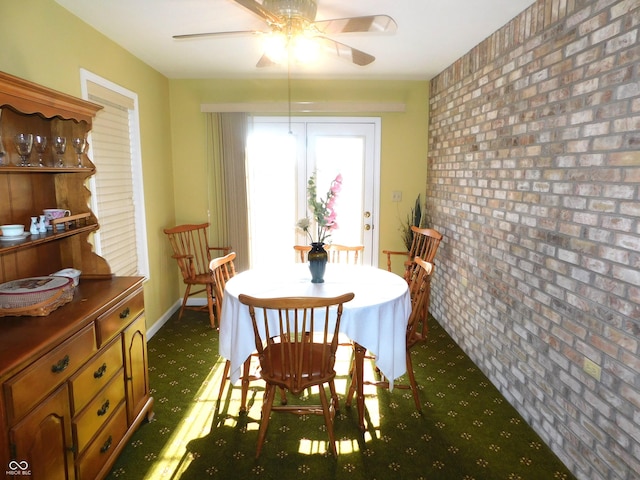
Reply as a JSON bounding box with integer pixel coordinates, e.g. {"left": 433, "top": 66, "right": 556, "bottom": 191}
{"left": 583, "top": 358, "right": 601, "bottom": 381}
{"left": 392, "top": 191, "right": 402, "bottom": 202}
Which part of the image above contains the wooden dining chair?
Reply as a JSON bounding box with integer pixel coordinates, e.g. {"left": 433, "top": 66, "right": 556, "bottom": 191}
{"left": 293, "top": 244, "right": 311, "bottom": 262}
{"left": 328, "top": 244, "right": 364, "bottom": 264}
{"left": 210, "top": 252, "right": 257, "bottom": 412}
{"left": 384, "top": 227, "right": 441, "bottom": 336}
{"left": 238, "top": 292, "right": 355, "bottom": 458}
{"left": 383, "top": 226, "right": 442, "bottom": 281}
{"left": 212, "top": 252, "right": 287, "bottom": 412}
{"left": 346, "top": 257, "right": 432, "bottom": 412}
{"left": 163, "top": 223, "right": 231, "bottom": 328}
{"left": 210, "top": 252, "right": 236, "bottom": 321}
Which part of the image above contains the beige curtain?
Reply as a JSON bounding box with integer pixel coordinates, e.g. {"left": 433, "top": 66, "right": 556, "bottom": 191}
{"left": 206, "top": 112, "right": 250, "bottom": 272}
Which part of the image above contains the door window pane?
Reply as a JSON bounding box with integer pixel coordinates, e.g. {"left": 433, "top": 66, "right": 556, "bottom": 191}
{"left": 246, "top": 126, "right": 300, "bottom": 269}
{"left": 311, "top": 135, "right": 365, "bottom": 246}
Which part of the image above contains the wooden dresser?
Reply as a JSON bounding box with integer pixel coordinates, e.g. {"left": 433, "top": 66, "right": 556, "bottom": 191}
{"left": 0, "top": 72, "right": 154, "bottom": 479}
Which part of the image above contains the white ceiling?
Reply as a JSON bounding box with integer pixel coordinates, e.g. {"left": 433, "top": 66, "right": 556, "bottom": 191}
{"left": 55, "top": 0, "right": 535, "bottom": 80}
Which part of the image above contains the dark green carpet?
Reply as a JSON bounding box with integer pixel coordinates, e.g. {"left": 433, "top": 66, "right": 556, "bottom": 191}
{"left": 106, "top": 310, "right": 575, "bottom": 480}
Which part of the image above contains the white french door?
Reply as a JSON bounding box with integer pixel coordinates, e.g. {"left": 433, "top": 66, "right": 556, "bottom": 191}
{"left": 246, "top": 117, "right": 380, "bottom": 268}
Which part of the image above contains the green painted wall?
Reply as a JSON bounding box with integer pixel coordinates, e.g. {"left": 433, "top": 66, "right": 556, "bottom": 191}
{"left": 169, "top": 78, "right": 429, "bottom": 271}
{"left": 0, "top": 0, "right": 178, "bottom": 328}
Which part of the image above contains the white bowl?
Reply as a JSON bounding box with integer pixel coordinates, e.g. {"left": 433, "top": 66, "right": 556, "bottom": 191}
{"left": 1, "top": 224, "right": 25, "bottom": 237}
{"left": 51, "top": 268, "right": 82, "bottom": 287}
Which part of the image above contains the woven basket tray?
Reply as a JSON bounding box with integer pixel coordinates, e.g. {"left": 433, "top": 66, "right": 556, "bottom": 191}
{"left": 0, "top": 276, "right": 74, "bottom": 317}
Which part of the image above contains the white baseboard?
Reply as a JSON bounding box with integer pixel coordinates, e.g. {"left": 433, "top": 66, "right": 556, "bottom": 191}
{"left": 147, "top": 300, "right": 181, "bottom": 340}
{"left": 147, "top": 298, "right": 210, "bottom": 340}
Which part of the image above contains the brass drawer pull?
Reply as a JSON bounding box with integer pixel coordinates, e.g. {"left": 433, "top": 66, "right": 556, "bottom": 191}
{"left": 97, "top": 399, "right": 110, "bottom": 416}
{"left": 119, "top": 307, "right": 130, "bottom": 319}
{"left": 100, "top": 435, "right": 113, "bottom": 454}
{"left": 94, "top": 363, "right": 108, "bottom": 378}
{"left": 51, "top": 355, "right": 70, "bottom": 373}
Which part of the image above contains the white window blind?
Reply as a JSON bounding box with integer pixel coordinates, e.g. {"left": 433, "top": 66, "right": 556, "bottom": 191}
{"left": 84, "top": 75, "right": 147, "bottom": 277}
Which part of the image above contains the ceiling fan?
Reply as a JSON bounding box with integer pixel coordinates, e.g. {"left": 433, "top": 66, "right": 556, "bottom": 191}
{"left": 173, "top": 0, "right": 397, "bottom": 67}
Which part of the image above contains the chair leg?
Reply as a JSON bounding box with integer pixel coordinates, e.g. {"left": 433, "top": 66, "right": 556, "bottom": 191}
{"left": 420, "top": 308, "right": 429, "bottom": 339}
{"left": 240, "top": 358, "right": 251, "bottom": 412}
{"left": 345, "top": 365, "right": 356, "bottom": 407}
{"left": 318, "top": 384, "right": 337, "bottom": 456}
{"left": 420, "top": 281, "right": 431, "bottom": 338}
{"left": 279, "top": 387, "right": 288, "bottom": 405}
{"left": 405, "top": 351, "right": 422, "bottom": 413}
{"left": 329, "top": 380, "right": 340, "bottom": 412}
{"left": 256, "top": 383, "right": 277, "bottom": 458}
{"left": 178, "top": 285, "right": 192, "bottom": 321}
{"left": 206, "top": 284, "right": 216, "bottom": 328}
{"left": 218, "top": 358, "right": 255, "bottom": 413}
{"left": 215, "top": 295, "right": 222, "bottom": 327}
{"left": 217, "top": 360, "right": 231, "bottom": 404}
{"left": 345, "top": 343, "right": 365, "bottom": 417}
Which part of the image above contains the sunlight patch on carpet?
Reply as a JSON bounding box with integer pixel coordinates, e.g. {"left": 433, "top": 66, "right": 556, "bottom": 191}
{"left": 142, "top": 357, "right": 229, "bottom": 479}
{"left": 298, "top": 439, "right": 329, "bottom": 455}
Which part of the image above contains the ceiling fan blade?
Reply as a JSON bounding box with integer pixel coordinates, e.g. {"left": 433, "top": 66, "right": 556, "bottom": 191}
{"left": 256, "top": 53, "right": 277, "bottom": 68}
{"left": 173, "top": 30, "right": 261, "bottom": 40}
{"left": 317, "top": 36, "right": 375, "bottom": 66}
{"left": 313, "top": 15, "right": 397, "bottom": 35}
{"left": 233, "top": 0, "right": 282, "bottom": 25}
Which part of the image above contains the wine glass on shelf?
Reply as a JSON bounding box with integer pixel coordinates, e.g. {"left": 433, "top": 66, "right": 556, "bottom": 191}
{"left": 53, "top": 136, "right": 66, "bottom": 167}
{"left": 34, "top": 135, "right": 48, "bottom": 167}
{"left": 0, "top": 133, "right": 6, "bottom": 166}
{"left": 14, "top": 133, "right": 33, "bottom": 166}
{"left": 72, "top": 137, "right": 86, "bottom": 167}
{"left": 0, "top": 108, "right": 7, "bottom": 166}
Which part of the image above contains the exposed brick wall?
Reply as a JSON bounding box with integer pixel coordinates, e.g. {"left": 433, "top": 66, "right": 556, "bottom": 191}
{"left": 426, "top": 1, "right": 639, "bottom": 479}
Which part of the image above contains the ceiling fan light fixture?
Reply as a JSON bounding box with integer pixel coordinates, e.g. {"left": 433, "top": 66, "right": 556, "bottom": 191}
{"left": 263, "top": 31, "right": 289, "bottom": 64}
{"left": 292, "top": 34, "right": 320, "bottom": 63}
{"left": 263, "top": 28, "right": 320, "bottom": 65}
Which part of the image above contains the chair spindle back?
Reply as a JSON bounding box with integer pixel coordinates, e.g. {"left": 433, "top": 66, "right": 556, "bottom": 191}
{"left": 239, "top": 294, "right": 354, "bottom": 394}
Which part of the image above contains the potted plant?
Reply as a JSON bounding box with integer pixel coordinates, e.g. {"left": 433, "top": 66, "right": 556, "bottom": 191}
{"left": 400, "top": 194, "right": 423, "bottom": 250}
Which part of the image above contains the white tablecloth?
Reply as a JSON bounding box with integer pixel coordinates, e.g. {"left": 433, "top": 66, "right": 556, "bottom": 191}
{"left": 219, "top": 263, "right": 411, "bottom": 388}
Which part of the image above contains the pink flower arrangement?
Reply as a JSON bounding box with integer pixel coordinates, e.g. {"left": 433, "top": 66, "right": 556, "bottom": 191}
{"left": 297, "top": 172, "right": 343, "bottom": 244}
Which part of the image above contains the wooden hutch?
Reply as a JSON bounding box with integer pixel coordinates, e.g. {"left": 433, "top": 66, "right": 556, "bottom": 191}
{"left": 0, "top": 71, "right": 153, "bottom": 479}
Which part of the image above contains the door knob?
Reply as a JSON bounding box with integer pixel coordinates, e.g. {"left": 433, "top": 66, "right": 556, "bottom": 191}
{"left": 364, "top": 211, "right": 371, "bottom": 218}
{"left": 364, "top": 224, "right": 371, "bottom": 231}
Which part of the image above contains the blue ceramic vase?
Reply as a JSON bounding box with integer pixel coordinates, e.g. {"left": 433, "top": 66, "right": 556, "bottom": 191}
{"left": 308, "top": 242, "right": 328, "bottom": 283}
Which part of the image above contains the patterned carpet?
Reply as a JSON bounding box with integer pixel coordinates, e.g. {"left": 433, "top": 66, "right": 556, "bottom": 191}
{"left": 106, "top": 310, "right": 576, "bottom": 480}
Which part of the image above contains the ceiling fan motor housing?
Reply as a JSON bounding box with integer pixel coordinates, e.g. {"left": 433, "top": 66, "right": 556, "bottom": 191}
{"left": 263, "top": 0, "right": 317, "bottom": 21}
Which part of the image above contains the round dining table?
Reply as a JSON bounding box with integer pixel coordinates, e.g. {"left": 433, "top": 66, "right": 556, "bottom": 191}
{"left": 219, "top": 263, "right": 411, "bottom": 430}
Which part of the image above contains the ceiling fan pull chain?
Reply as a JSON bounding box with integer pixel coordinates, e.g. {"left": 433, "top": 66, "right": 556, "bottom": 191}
{"left": 288, "top": 44, "right": 293, "bottom": 135}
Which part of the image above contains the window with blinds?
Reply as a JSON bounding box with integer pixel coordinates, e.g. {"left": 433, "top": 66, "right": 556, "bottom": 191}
{"left": 81, "top": 70, "right": 148, "bottom": 278}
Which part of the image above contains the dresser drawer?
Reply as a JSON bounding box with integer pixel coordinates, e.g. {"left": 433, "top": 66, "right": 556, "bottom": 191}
{"left": 69, "top": 337, "right": 123, "bottom": 415}
{"left": 3, "top": 323, "right": 97, "bottom": 423}
{"left": 73, "top": 371, "right": 125, "bottom": 454}
{"left": 96, "top": 290, "right": 144, "bottom": 347}
{"left": 76, "top": 401, "right": 128, "bottom": 480}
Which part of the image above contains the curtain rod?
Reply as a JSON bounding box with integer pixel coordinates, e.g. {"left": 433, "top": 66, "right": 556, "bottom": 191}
{"left": 200, "top": 101, "right": 405, "bottom": 113}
